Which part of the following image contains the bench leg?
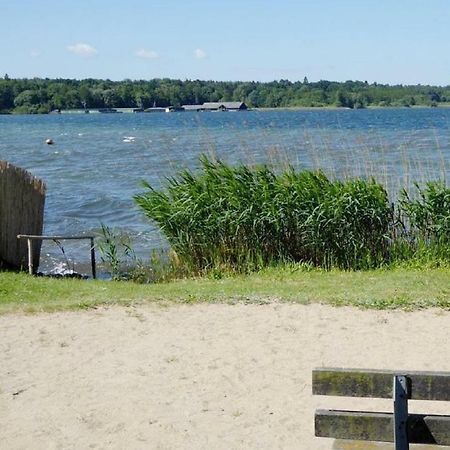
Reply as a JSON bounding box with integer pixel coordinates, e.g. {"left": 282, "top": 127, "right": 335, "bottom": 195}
{"left": 394, "top": 375, "right": 409, "bottom": 450}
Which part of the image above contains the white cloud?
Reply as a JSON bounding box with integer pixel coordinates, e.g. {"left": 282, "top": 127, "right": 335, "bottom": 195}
{"left": 135, "top": 49, "right": 159, "bottom": 59}
{"left": 67, "top": 43, "right": 98, "bottom": 57}
{"left": 194, "top": 48, "right": 207, "bottom": 60}
{"left": 30, "top": 50, "right": 41, "bottom": 58}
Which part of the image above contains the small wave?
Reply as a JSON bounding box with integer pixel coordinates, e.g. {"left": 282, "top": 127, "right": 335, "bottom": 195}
{"left": 62, "top": 196, "right": 138, "bottom": 223}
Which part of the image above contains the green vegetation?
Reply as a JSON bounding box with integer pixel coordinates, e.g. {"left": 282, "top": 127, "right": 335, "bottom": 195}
{"left": 135, "top": 157, "right": 391, "bottom": 272}
{"left": 96, "top": 223, "right": 135, "bottom": 280}
{"left": 1, "top": 75, "right": 450, "bottom": 113}
{"left": 134, "top": 157, "right": 450, "bottom": 275}
{"left": 2, "top": 160, "right": 448, "bottom": 314}
{"left": 398, "top": 182, "right": 450, "bottom": 261}
{"left": 0, "top": 266, "right": 449, "bottom": 314}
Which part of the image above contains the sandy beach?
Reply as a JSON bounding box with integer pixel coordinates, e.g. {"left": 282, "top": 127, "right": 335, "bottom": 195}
{"left": 1, "top": 303, "right": 449, "bottom": 449}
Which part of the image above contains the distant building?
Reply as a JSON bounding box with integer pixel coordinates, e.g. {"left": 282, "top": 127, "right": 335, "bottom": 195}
{"left": 143, "top": 107, "right": 166, "bottom": 113}
{"left": 98, "top": 108, "right": 121, "bottom": 113}
{"left": 181, "top": 102, "right": 248, "bottom": 112}
{"left": 165, "top": 106, "right": 185, "bottom": 112}
{"left": 202, "top": 102, "right": 248, "bottom": 111}
{"left": 181, "top": 104, "right": 205, "bottom": 111}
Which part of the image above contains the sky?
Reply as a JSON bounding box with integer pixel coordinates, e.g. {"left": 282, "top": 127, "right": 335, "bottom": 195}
{"left": 1, "top": 0, "right": 449, "bottom": 85}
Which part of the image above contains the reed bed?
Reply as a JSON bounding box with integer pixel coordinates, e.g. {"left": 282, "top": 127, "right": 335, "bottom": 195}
{"left": 134, "top": 156, "right": 449, "bottom": 275}
{"left": 396, "top": 181, "right": 450, "bottom": 261}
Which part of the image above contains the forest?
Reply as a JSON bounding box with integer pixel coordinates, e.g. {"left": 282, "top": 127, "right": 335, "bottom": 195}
{"left": 0, "top": 74, "right": 449, "bottom": 113}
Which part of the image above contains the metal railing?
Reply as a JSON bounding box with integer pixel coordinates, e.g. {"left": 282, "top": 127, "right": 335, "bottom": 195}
{"left": 17, "top": 235, "right": 96, "bottom": 279}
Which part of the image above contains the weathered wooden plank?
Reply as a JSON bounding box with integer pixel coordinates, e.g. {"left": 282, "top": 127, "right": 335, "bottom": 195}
{"left": 313, "top": 368, "right": 450, "bottom": 401}
{"left": 333, "top": 439, "right": 450, "bottom": 449}
{"left": 316, "top": 410, "right": 393, "bottom": 442}
{"left": 333, "top": 441, "right": 393, "bottom": 449}
{"left": 316, "top": 410, "right": 450, "bottom": 445}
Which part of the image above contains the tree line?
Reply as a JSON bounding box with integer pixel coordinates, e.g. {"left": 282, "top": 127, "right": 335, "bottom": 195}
{"left": 0, "top": 74, "right": 449, "bottom": 114}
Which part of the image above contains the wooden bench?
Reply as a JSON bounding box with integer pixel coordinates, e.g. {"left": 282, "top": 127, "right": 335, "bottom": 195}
{"left": 312, "top": 368, "right": 450, "bottom": 450}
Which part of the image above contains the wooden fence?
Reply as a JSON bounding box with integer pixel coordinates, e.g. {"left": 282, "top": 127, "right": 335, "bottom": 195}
{"left": 0, "top": 161, "right": 46, "bottom": 271}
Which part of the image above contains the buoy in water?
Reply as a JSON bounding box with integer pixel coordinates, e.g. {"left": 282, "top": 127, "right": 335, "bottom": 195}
{"left": 46, "top": 138, "right": 54, "bottom": 145}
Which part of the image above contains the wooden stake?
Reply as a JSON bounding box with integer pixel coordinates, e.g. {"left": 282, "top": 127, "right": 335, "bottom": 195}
{"left": 27, "top": 238, "right": 34, "bottom": 275}
{"left": 90, "top": 237, "right": 96, "bottom": 279}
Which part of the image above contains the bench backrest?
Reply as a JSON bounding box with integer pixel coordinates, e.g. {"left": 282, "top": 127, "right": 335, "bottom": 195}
{"left": 313, "top": 368, "right": 450, "bottom": 401}
{"left": 312, "top": 368, "right": 450, "bottom": 448}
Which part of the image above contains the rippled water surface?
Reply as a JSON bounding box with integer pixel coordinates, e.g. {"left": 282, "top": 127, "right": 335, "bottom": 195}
{"left": 1, "top": 108, "right": 449, "bottom": 269}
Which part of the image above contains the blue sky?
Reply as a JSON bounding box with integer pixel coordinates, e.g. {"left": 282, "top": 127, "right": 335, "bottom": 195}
{"left": 1, "top": 0, "right": 449, "bottom": 85}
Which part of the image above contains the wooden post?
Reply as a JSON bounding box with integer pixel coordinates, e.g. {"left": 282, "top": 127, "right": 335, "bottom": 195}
{"left": 27, "top": 238, "right": 34, "bottom": 275}
{"left": 90, "top": 237, "right": 96, "bottom": 279}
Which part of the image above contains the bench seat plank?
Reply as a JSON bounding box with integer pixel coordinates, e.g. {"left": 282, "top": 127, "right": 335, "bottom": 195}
{"left": 315, "top": 410, "right": 450, "bottom": 445}
{"left": 313, "top": 368, "right": 450, "bottom": 401}
{"left": 333, "top": 440, "right": 450, "bottom": 449}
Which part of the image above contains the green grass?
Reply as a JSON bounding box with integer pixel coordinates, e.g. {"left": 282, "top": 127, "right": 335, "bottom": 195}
{"left": 1, "top": 266, "right": 449, "bottom": 315}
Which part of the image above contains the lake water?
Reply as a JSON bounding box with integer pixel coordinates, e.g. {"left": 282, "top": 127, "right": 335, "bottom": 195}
{"left": 1, "top": 108, "right": 449, "bottom": 272}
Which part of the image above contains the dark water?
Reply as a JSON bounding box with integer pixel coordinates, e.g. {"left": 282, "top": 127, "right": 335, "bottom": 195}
{"left": 1, "top": 108, "right": 449, "bottom": 271}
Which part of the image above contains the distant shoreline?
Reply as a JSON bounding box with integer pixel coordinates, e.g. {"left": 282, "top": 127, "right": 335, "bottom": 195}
{"left": 255, "top": 104, "right": 450, "bottom": 111}
{"left": 2, "top": 77, "right": 449, "bottom": 114}
{"left": 1, "top": 104, "right": 450, "bottom": 115}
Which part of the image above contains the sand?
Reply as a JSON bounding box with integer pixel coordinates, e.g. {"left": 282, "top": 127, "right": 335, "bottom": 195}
{"left": 1, "top": 303, "right": 449, "bottom": 449}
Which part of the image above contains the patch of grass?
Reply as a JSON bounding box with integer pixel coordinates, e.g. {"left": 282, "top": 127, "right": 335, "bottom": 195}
{"left": 0, "top": 266, "right": 449, "bottom": 315}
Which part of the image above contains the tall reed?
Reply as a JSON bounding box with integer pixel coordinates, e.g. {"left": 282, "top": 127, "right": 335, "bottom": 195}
{"left": 397, "top": 181, "right": 450, "bottom": 261}
{"left": 135, "top": 156, "right": 396, "bottom": 273}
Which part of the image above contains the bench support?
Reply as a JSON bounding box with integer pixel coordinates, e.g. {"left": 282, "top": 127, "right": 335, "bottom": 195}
{"left": 394, "top": 375, "right": 410, "bottom": 450}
